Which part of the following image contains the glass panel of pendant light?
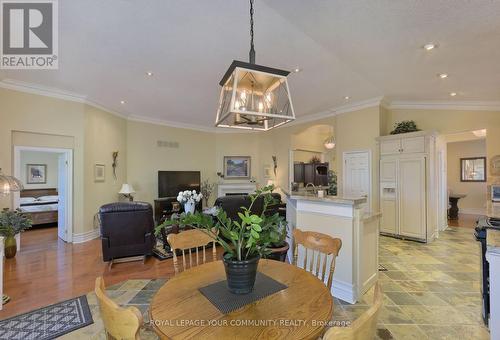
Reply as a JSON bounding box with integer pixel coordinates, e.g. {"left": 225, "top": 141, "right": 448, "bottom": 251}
{"left": 215, "top": 64, "right": 295, "bottom": 131}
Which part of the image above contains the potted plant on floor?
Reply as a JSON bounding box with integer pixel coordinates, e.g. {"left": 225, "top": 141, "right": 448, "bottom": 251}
{"left": 156, "top": 185, "right": 285, "bottom": 294}
{"left": 0, "top": 208, "right": 32, "bottom": 258}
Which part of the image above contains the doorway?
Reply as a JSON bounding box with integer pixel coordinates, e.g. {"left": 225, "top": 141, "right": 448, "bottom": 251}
{"left": 13, "top": 146, "right": 73, "bottom": 243}
{"left": 441, "top": 130, "right": 487, "bottom": 227}
{"left": 343, "top": 150, "right": 371, "bottom": 212}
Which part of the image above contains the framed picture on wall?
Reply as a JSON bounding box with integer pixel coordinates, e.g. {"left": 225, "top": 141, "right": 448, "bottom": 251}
{"left": 461, "top": 157, "right": 486, "bottom": 182}
{"left": 27, "top": 164, "right": 47, "bottom": 184}
{"left": 223, "top": 156, "right": 251, "bottom": 179}
{"left": 94, "top": 164, "right": 106, "bottom": 182}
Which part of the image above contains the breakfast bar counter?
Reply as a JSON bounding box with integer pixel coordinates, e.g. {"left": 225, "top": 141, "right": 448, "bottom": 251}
{"left": 284, "top": 190, "right": 380, "bottom": 303}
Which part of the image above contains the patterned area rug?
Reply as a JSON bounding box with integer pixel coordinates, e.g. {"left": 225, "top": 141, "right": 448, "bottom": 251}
{"left": 0, "top": 296, "right": 93, "bottom": 340}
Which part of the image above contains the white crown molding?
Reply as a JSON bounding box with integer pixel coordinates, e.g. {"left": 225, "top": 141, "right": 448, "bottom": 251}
{"left": 0, "top": 78, "right": 87, "bottom": 103}
{"left": 387, "top": 100, "right": 500, "bottom": 111}
{"left": 127, "top": 114, "right": 218, "bottom": 133}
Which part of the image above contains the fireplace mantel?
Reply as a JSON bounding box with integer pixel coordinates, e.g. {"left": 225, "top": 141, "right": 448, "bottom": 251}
{"left": 217, "top": 183, "right": 257, "bottom": 197}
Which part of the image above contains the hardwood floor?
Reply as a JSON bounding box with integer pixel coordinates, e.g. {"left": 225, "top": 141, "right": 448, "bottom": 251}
{"left": 448, "top": 213, "right": 483, "bottom": 228}
{"left": 1, "top": 228, "right": 221, "bottom": 319}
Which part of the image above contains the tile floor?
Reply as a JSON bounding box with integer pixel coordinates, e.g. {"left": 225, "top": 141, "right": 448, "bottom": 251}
{"left": 64, "top": 227, "right": 490, "bottom": 339}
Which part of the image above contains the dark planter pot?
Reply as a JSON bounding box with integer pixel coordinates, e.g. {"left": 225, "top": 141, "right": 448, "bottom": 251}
{"left": 223, "top": 254, "right": 260, "bottom": 295}
{"left": 266, "top": 242, "right": 290, "bottom": 262}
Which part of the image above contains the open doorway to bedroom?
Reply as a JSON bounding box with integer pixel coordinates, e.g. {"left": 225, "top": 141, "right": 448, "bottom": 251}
{"left": 13, "top": 146, "right": 73, "bottom": 244}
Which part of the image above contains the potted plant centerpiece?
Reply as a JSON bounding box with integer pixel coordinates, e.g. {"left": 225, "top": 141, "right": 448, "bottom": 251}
{"left": 157, "top": 186, "right": 285, "bottom": 294}
{"left": 0, "top": 208, "right": 32, "bottom": 258}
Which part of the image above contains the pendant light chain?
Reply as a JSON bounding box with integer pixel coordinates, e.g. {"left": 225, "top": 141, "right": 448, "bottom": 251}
{"left": 249, "top": 0, "right": 256, "bottom": 64}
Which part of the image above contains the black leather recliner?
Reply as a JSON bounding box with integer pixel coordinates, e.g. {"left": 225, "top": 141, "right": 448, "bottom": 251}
{"left": 99, "top": 202, "right": 155, "bottom": 262}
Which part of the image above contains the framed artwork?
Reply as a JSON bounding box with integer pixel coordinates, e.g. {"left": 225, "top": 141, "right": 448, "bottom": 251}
{"left": 263, "top": 165, "right": 272, "bottom": 179}
{"left": 94, "top": 164, "right": 106, "bottom": 182}
{"left": 223, "top": 156, "right": 251, "bottom": 179}
{"left": 461, "top": 157, "right": 486, "bottom": 182}
{"left": 27, "top": 164, "right": 47, "bottom": 184}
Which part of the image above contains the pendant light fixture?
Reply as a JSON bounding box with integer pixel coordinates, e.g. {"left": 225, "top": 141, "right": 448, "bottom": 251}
{"left": 215, "top": 0, "right": 295, "bottom": 131}
{"left": 0, "top": 168, "right": 23, "bottom": 196}
{"left": 324, "top": 136, "right": 336, "bottom": 149}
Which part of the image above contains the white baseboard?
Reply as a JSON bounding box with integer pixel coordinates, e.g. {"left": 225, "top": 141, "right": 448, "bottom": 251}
{"left": 331, "top": 279, "right": 357, "bottom": 304}
{"left": 460, "top": 208, "right": 487, "bottom": 215}
{"left": 73, "top": 228, "right": 100, "bottom": 243}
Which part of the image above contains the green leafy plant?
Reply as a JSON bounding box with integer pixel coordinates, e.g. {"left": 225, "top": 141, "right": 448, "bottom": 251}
{"left": 0, "top": 208, "right": 32, "bottom": 237}
{"left": 327, "top": 170, "right": 337, "bottom": 196}
{"left": 390, "top": 120, "right": 420, "bottom": 135}
{"left": 155, "top": 185, "right": 286, "bottom": 261}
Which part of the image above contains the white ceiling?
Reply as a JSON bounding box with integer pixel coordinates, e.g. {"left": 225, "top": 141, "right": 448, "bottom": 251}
{"left": 2, "top": 0, "right": 500, "bottom": 129}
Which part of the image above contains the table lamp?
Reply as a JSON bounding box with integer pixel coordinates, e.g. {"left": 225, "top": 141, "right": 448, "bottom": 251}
{"left": 119, "top": 184, "right": 135, "bottom": 201}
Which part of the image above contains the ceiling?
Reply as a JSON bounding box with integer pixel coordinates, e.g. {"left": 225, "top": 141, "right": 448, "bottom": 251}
{"left": 2, "top": 0, "right": 500, "bottom": 129}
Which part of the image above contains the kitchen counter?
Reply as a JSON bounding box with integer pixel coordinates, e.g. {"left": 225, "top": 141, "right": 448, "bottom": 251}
{"left": 487, "top": 201, "right": 500, "bottom": 219}
{"left": 284, "top": 189, "right": 379, "bottom": 304}
{"left": 283, "top": 189, "right": 367, "bottom": 206}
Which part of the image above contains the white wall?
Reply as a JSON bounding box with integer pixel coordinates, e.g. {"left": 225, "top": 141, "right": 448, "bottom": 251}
{"left": 20, "top": 151, "right": 60, "bottom": 189}
{"left": 447, "top": 139, "right": 487, "bottom": 214}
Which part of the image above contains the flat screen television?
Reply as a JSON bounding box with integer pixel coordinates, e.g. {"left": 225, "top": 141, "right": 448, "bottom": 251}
{"left": 158, "top": 171, "right": 201, "bottom": 198}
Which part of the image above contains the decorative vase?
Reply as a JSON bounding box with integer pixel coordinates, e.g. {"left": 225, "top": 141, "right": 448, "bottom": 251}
{"left": 223, "top": 255, "right": 260, "bottom": 294}
{"left": 184, "top": 202, "right": 195, "bottom": 214}
{"left": 4, "top": 235, "right": 17, "bottom": 259}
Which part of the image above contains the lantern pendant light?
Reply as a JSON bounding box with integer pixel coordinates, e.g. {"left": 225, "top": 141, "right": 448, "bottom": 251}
{"left": 215, "top": 0, "right": 295, "bottom": 131}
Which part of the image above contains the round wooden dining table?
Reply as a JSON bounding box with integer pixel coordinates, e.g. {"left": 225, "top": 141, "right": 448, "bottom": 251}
{"left": 150, "top": 259, "right": 334, "bottom": 340}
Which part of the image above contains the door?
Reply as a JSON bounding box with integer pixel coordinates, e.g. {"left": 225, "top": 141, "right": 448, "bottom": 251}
{"left": 399, "top": 156, "right": 426, "bottom": 239}
{"left": 344, "top": 151, "right": 371, "bottom": 211}
{"left": 401, "top": 136, "right": 425, "bottom": 153}
{"left": 380, "top": 158, "right": 398, "bottom": 182}
{"left": 58, "top": 153, "right": 69, "bottom": 242}
{"left": 380, "top": 139, "right": 401, "bottom": 155}
{"left": 304, "top": 164, "right": 315, "bottom": 185}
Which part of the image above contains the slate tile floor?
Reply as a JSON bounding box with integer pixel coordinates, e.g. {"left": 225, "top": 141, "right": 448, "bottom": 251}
{"left": 64, "top": 227, "right": 490, "bottom": 339}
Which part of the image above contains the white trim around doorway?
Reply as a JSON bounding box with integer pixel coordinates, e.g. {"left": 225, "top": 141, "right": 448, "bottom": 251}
{"left": 13, "top": 146, "right": 74, "bottom": 243}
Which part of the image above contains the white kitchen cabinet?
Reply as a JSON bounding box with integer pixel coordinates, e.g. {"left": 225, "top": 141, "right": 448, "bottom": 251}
{"left": 377, "top": 131, "right": 438, "bottom": 242}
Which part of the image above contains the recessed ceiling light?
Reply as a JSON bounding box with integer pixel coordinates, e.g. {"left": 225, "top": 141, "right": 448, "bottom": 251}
{"left": 449, "top": 92, "right": 457, "bottom": 97}
{"left": 146, "top": 71, "right": 153, "bottom": 76}
{"left": 438, "top": 73, "right": 448, "bottom": 79}
{"left": 293, "top": 67, "right": 301, "bottom": 73}
{"left": 423, "top": 43, "right": 437, "bottom": 51}
{"left": 120, "top": 100, "right": 126, "bottom": 104}
{"left": 344, "top": 96, "right": 350, "bottom": 100}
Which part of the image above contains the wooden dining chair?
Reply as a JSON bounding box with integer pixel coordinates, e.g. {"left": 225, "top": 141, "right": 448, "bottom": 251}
{"left": 323, "top": 282, "right": 383, "bottom": 340}
{"left": 95, "top": 277, "right": 143, "bottom": 340}
{"left": 167, "top": 229, "right": 217, "bottom": 274}
{"left": 293, "top": 228, "right": 342, "bottom": 290}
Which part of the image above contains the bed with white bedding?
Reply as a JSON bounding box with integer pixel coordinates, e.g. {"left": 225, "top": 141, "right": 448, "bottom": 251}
{"left": 20, "top": 188, "right": 58, "bottom": 225}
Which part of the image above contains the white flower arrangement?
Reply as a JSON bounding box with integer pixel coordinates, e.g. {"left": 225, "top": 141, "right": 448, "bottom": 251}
{"left": 177, "top": 190, "right": 203, "bottom": 204}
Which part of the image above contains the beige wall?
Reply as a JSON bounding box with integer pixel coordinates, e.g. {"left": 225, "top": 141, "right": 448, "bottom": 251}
{"left": 336, "top": 106, "right": 381, "bottom": 211}
{"left": 0, "top": 88, "right": 128, "bottom": 235}
{"left": 84, "top": 104, "right": 128, "bottom": 230}
{"left": 385, "top": 108, "right": 500, "bottom": 184}
{"left": 126, "top": 120, "right": 216, "bottom": 206}
{"left": 447, "top": 139, "right": 487, "bottom": 213}
{"left": 20, "top": 151, "right": 60, "bottom": 189}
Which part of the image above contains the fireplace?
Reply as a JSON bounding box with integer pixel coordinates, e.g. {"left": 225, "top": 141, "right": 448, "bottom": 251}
{"left": 217, "top": 183, "right": 257, "bottom": 197}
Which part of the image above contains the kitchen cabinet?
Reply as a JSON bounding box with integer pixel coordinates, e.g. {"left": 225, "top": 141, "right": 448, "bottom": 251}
{"left": 377, "top": 131, "right": 438, "bottom": 242}
{"left": 293, "top": 162, "right": 329, "bottom": 187}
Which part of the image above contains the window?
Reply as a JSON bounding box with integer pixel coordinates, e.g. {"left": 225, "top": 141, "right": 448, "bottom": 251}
{"left": 460, "top": 157, "right": 486, "bottom": 182}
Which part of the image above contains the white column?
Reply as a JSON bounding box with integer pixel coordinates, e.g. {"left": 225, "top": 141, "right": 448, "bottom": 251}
{"left": 486, "top": 247, "right": 500, "bottom": 340}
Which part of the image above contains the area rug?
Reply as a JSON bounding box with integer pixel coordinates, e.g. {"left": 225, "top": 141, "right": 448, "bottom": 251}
{"left": 0, "top": 295, "right": 93, "bottom": 340}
